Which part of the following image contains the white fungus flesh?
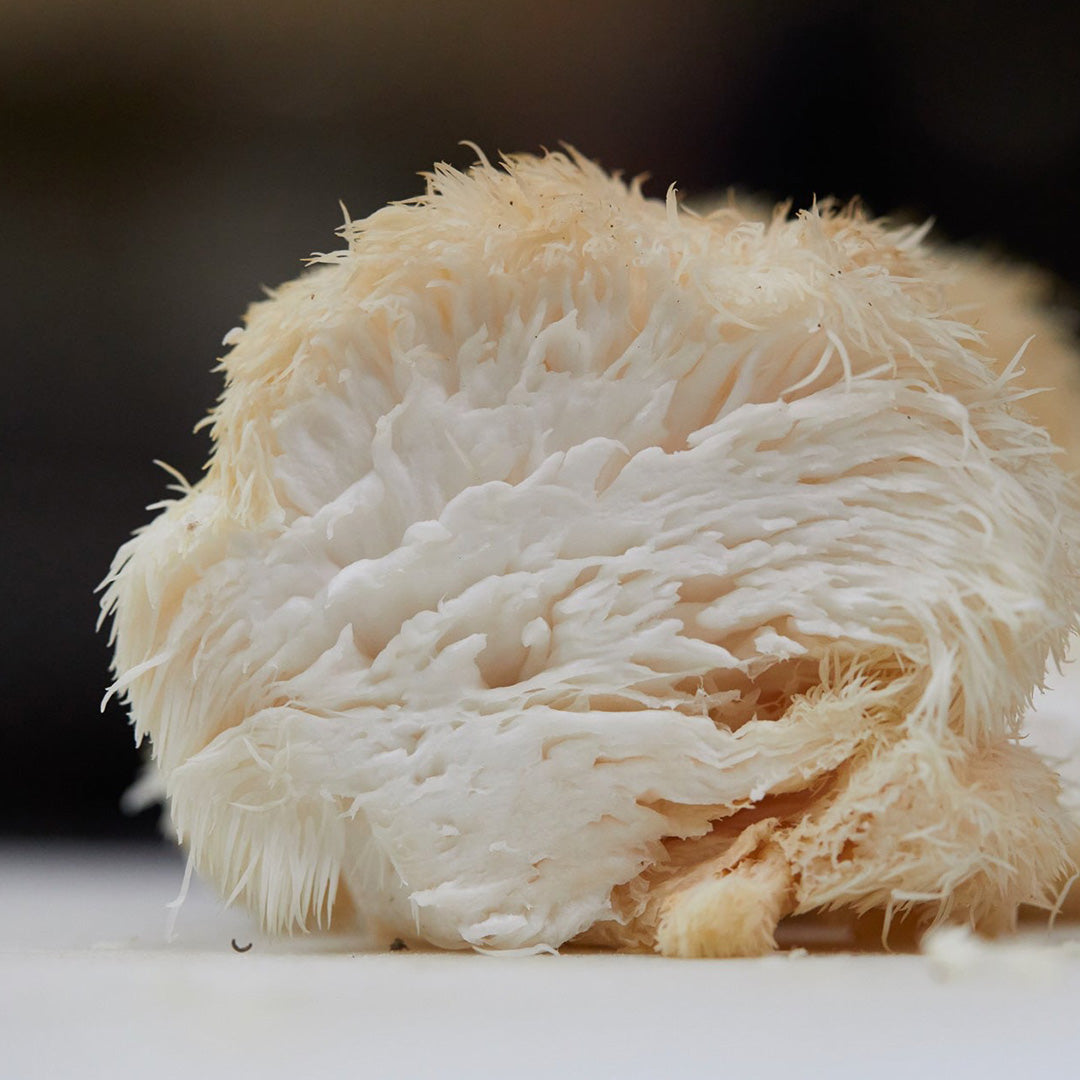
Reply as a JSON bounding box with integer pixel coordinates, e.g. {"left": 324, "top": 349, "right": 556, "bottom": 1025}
{"left": 102, "top": 150, "right": 1080, "bottom": 956}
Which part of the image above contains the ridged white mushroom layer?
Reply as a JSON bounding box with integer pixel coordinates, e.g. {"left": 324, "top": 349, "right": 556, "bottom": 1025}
{"left": 103, "top": 152, "right": 1080, "bottom": 951}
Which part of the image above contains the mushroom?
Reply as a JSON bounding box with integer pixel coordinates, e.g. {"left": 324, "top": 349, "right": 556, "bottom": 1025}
{"left": 102, "top": 149, "right": 1080, "bottom": 956}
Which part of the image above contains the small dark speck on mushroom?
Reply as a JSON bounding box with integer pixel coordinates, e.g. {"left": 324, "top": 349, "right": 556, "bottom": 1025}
{"left": 231, "top": 938, "right": 253, "bottom": 953}
{"left": 389, "top": 938, "right": 408, "bottom": 951}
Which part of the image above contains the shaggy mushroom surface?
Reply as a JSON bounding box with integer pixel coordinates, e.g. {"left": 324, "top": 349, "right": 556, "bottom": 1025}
{"left": 103, "top": 150, "right": 1080, "bottom": 956}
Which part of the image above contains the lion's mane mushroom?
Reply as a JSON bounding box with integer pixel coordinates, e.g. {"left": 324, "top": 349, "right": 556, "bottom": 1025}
{"left": 102, "top": 149, "right": 1080, "bottom": 956}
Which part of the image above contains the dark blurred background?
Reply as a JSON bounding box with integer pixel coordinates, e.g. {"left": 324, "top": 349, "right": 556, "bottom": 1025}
{"left": 3, "top": 0, "right": 1078, "bottom": 837}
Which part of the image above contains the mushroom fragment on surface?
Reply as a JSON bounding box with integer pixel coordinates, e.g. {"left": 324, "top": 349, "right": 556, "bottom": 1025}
{"left": 102, "top": 150, "right": 1080, "bottom": 956}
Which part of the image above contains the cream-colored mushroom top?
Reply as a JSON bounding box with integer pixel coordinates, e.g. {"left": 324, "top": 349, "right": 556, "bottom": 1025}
{"left": 103, "top": 150, "right": 1080, "bottom": 956}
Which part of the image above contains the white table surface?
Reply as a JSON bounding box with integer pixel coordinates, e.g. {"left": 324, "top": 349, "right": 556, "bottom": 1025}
{"left": 4, "top": 654, "right": 1080, "bottom": 1080}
